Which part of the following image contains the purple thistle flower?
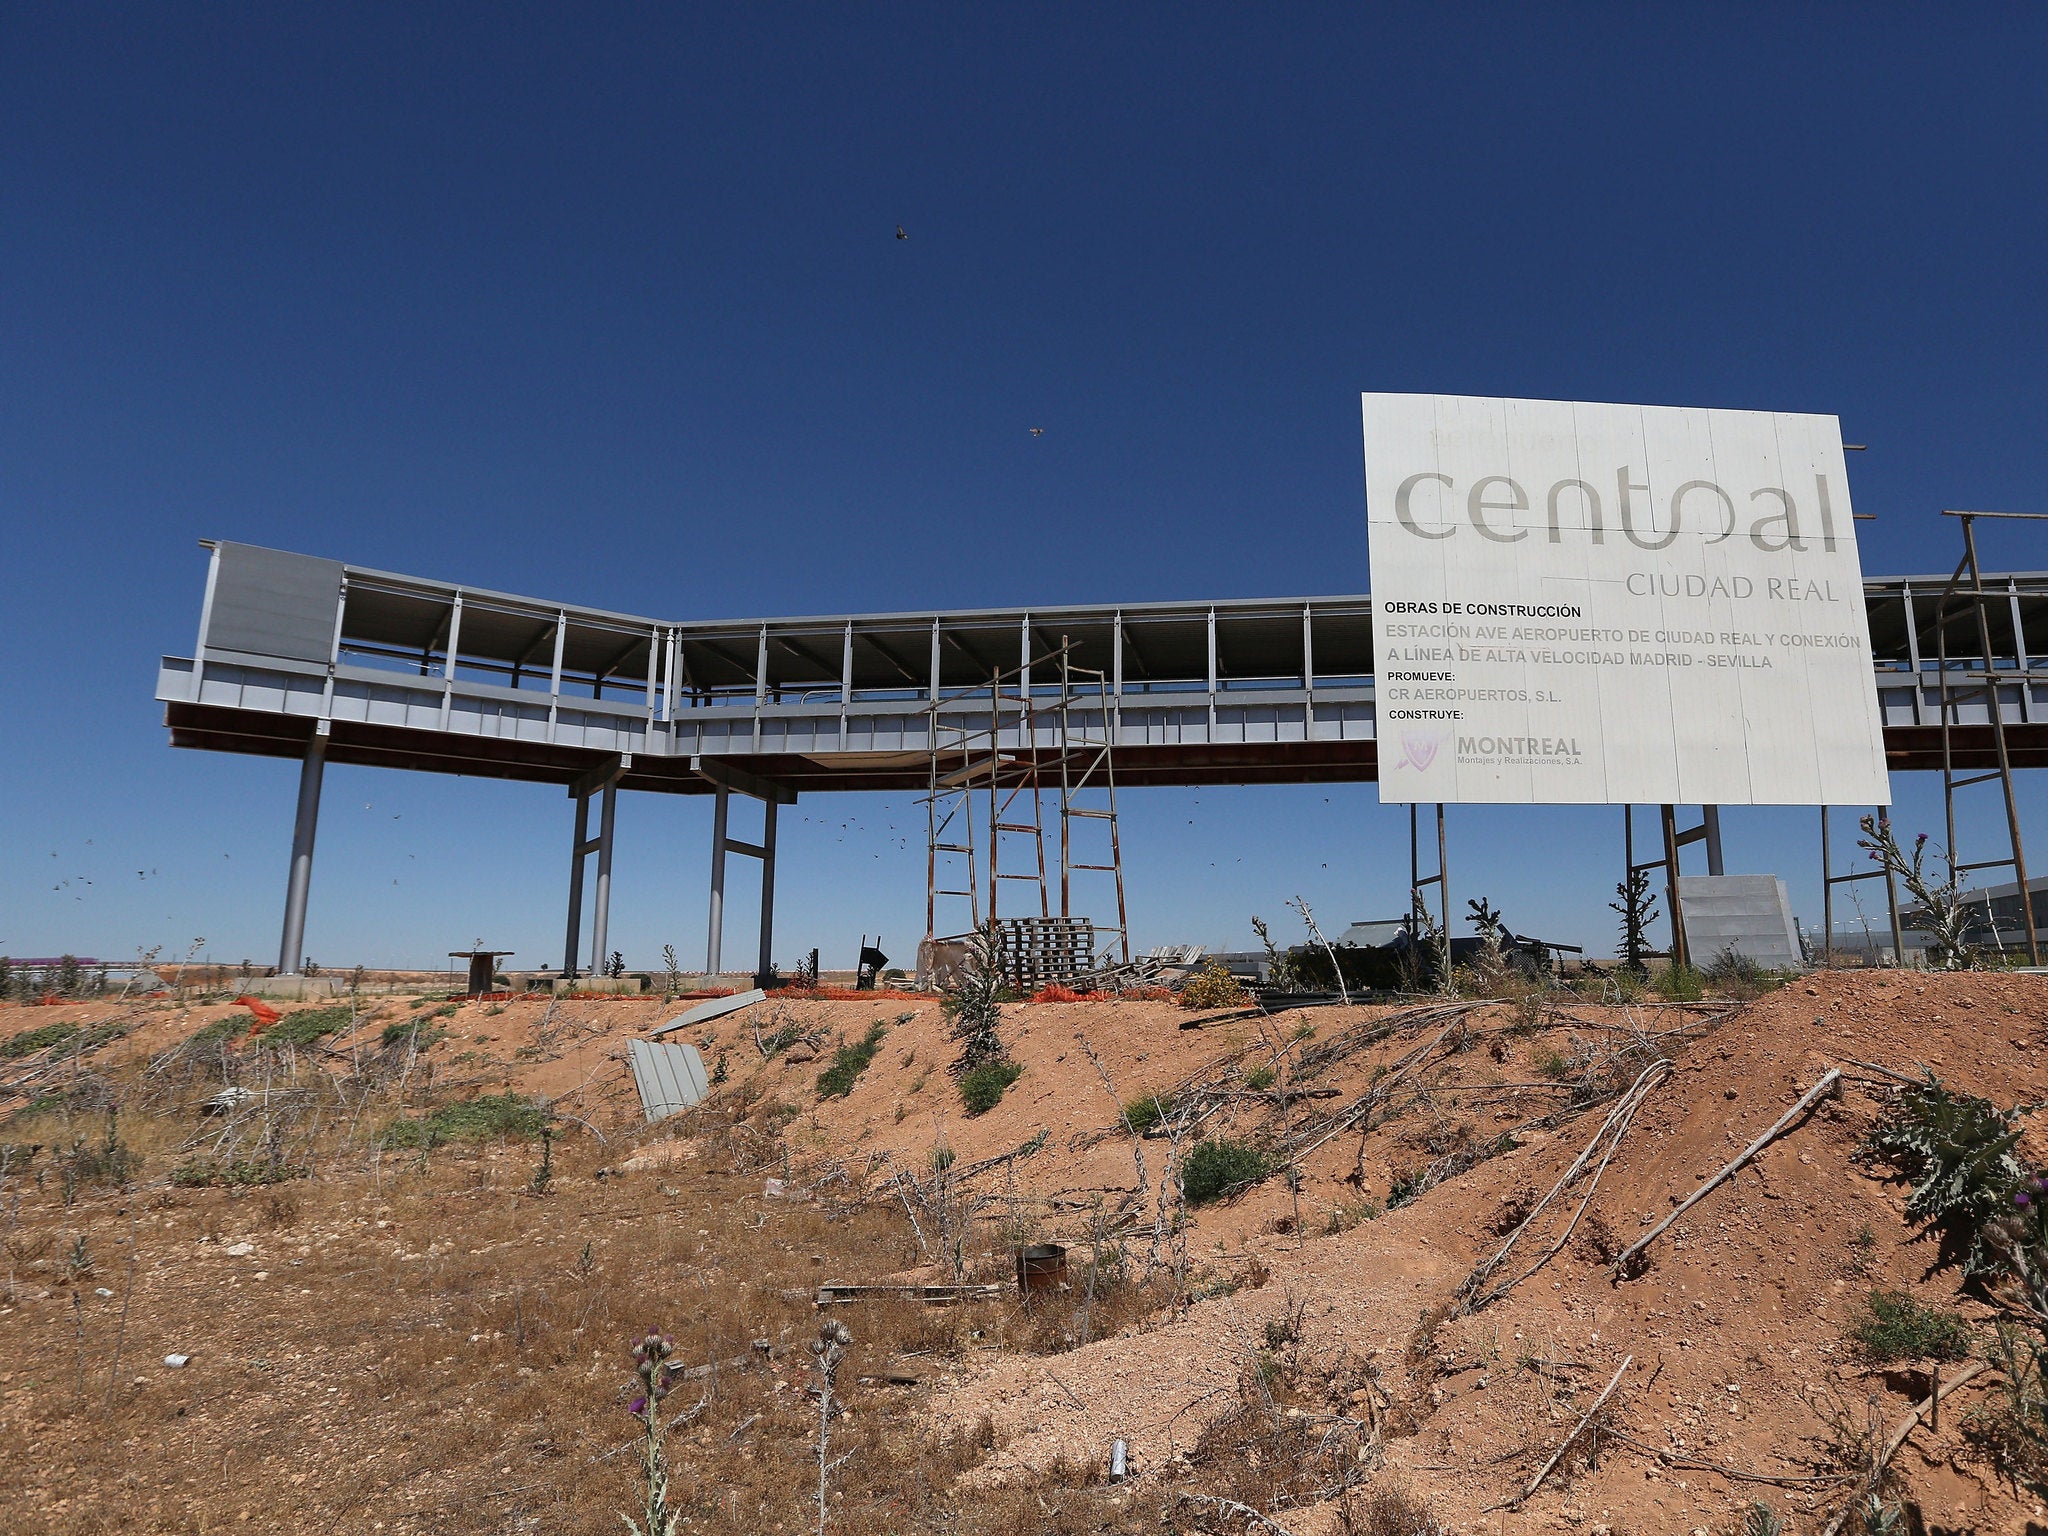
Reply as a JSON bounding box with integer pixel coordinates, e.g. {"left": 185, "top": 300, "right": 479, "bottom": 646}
{"left": 627, "top": 1395, "right": 648, "bottom": 1415}
{"left": 2018, "top": 1192, "right": 2031, "bottom": 1207}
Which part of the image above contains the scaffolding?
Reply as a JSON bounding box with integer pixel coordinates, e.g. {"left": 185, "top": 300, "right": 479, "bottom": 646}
{"left": 1932, "top": 511, "right": 2042, "bottom": 964}
{"left": 1055, "top": 641, "right": 1129, "bottom": 965}
{"left": 923, "top": 639, "right": 1129, "bottom": 968}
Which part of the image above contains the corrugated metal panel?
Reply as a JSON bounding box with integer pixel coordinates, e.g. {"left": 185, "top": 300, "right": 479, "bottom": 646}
{"left": 206, "top": 544, "right": 345, "bottom": 664}
{"left": 627, "top": 1040, "right": 711, "bottom": 1123}
{"left": 651, "top": 990, "right": 765, "bottom": 1038}
{"left": 1677, "top": 875, "right": 1803, "bottom": 969}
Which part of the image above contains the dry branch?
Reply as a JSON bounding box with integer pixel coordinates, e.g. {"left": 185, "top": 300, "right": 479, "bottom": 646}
{"left": 1171, "top": 1492, "right": 1298, "bottom": 1535}
{"left": 1611, "top": 1067, "right": 1841, "bottom": 1275}
{"left": 1290, "top": 1005, "right": 1485, "bottom": 1160}
{"left": 1814, "top": 1361, "right": 1990, "bottom": 1536}
{"left": 1880, "top": 1358, "right": 1986, "bottom": 1463}
{"left": 1841, "top": 1057, "right": 1924, "bottom": 1087}
{"left": 1457, "top": 1060, "right": 1669, "bottom": 1311}
{"left": 1603, "top": 1430, "right": 1855, "bottom": 1488}
{"left": 1491, "top": 1354, "right": 1631, "bottom": 1512}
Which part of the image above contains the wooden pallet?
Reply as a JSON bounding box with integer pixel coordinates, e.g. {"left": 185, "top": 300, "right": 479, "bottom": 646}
{"left": 995, "top": 916, "right": 1095, "bottom": 989}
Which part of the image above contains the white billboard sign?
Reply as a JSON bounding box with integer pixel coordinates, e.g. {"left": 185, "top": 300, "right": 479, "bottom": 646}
{"left": 1363, "top": 393, "right": 1889, "bottom": 807}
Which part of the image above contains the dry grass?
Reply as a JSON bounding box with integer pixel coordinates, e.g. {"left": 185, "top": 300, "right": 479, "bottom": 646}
{"left": 0, "top": 1016, "right": 1183, "bottom": 1534}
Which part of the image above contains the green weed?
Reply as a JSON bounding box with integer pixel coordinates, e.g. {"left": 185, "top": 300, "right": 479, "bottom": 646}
{"left": 958, "top": 1060, "right": 1023, "bottom": 1116}
{"left": 816, "top": 1022, "right": 887, "bottom": 1099}
{"left": 1182, "top": 1139, "right": 1273, "bottom": 1204}
{"left": 258, "top": 1006, "right": 356, "bottom": 1050}
{"left": 1, "top": 1023, "right": 81, "bottom": 1059}
{"left": 1851, "top": 1289, "right": 1974, "bottom": 1362}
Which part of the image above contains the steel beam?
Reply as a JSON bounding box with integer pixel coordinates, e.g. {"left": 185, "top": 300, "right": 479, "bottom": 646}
{"left": 689, "top": 755, "right": 798, "bottom": 805}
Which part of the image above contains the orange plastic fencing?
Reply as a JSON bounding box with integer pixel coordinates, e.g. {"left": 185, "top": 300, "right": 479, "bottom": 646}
{"left": 775, "top": 986, "right": 928, "bottom": 1002}
{"left": 1029, "top": 985, "right": 1088, "bottom": 1004}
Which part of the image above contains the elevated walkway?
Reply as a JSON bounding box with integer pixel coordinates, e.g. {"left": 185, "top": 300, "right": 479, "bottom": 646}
{"left": 158, "top": 542, "right": 2048, "bottom": 978}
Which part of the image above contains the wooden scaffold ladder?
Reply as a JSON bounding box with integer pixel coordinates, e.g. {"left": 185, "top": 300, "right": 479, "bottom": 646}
{"left": 1056, "top": 637, "right": 1130, "bottom": 965}
{"left": 985, "top": 668, "right": 1050, "bottom": 925}
{"left": 924, "top": 697, "right": 981, "bottom": 942}
{"left": 1933, "top": 510, "right": 2042, "bottom": 964}
{"left": 924, "top": 652, "right": 1055, "bottom": 943}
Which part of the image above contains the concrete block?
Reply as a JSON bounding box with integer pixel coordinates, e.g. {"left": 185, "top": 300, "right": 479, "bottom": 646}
{"left": 239, "top": 975, "right": 343, "bottom": 1000}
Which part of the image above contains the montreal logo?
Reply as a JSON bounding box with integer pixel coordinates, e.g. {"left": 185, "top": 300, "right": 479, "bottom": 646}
{"left": 1395, "top": 729, "right": 1449, "bottom": 772}
{"left": 1459, "top": 736, "right": 1582, "bottom": 759}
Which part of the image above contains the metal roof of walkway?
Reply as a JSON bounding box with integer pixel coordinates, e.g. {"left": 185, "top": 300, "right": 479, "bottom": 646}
{"left": 161, "top": 542, "right": 2048, "bottom": 789}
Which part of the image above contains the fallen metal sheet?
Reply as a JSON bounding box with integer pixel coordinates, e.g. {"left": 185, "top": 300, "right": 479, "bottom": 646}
{"left": 627, "top": 1039, "right": 711, "bottom": 1123}
{"left": 651, "top": 988, "right": 764, "bottom": 1038}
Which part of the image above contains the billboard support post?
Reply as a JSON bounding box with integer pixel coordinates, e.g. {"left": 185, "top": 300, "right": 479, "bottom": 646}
{"left": 1408, "top": 803, "right": 1449, "bottom": 942}
{"left": 1660, "top": 805, "right": 1689, "bottom": 970}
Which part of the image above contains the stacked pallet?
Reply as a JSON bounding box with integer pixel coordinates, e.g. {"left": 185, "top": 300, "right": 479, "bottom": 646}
{"left": 994, "top": 916, "right": 1095, "bottom": 990}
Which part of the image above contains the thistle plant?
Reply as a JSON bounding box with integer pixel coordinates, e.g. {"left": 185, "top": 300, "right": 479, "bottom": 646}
{"left": 1251, "top": 916, "right": 1302, "bottom": 991}
{"left": 809, "top": 1317, "right": 853, "bottom": 1536}
{"left": 622, "top": 1331, "right": 680, "bottom": 1536}
{"left": 1859, "top": 816, "right": 1973, "bottom": 968}
{"left": 1865, "top": 1071, "right": 2028, "bottom": 1279}
{"left": 1409, "top": 888, "right": 1450, "bottom": 993}
{"left": 1286, "top": 894, "right": 1350, "bottom": 1005}
{"left": 529, "top": 1117, "right": 555, "bottom": 1196}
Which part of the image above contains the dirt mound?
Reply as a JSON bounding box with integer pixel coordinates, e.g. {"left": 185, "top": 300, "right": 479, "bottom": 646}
{"left": 892, "top": 972, "right": 2048, "bottom": 1532}
{"left": 9, "top": 970, "right": 2047, "bottom": 1533}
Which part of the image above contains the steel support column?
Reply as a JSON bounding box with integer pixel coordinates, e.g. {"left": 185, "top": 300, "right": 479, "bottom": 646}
{"left": 564, "top": 755, "right": 628, "bottom": 978}
{"left": 590, "top": 778, "right": 617, "bottom": 974}
{"left": 564, "top": 792, "right": 590, "bottom": 976}
{"left": 756, "top": 799, "right": 778, "bottom": 985}
{"left": 707, "top": 783, "right": 730, "bottom": 974}
{"left": 276, "top": 727, "right": 328, "bottom": 976}
{"left": 692, "top": 756, "right": 796, "bottom": 981}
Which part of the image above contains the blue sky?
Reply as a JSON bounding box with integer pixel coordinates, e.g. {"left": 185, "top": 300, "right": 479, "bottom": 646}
{"left": 4, "top": 5, "right": 2046, "bottom": 973}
